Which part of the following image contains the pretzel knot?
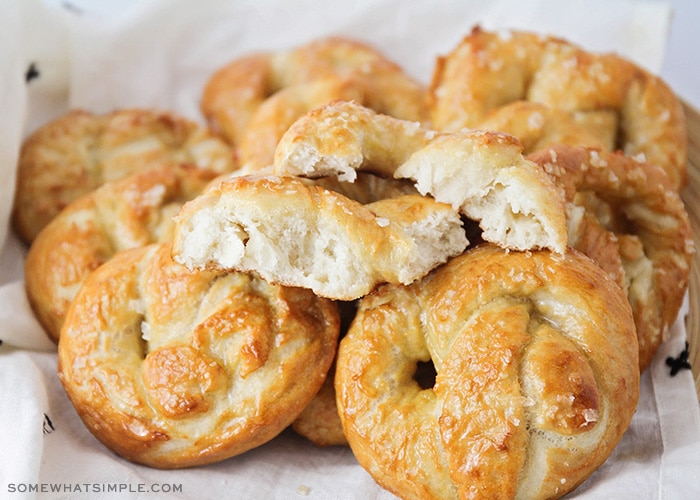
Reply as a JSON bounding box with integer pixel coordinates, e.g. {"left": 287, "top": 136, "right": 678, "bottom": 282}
{"left": 274, "top": 100, "right": 567, "bottom": 254}
{"left": 529, "top": 146, "right": 694, "bottom": 371}
{"left": 13, "top": 108, "right": 237, "bottom": 243}
{"left": 335, "top": 244, "right": 639, "bottom": 500}
{"left": 200, "top": 36, "right": 427, "bottom": 163}
{"left": 25, "top": 163, "right": 217, "bottom": 343}
{"left": 58, "top": 243, "right": 340, "bottom": 468}
{"left": 430, "top": 27, "right": 688, "bottom": 190}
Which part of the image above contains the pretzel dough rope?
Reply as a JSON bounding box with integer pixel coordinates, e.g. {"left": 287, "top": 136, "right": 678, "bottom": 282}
{"left": 25, "top": 164, "right": 217, "bottom": 343}
{"left": 336, "top": 244, "right": 639, "bottom": 499}
{"left": 58, "top": 243, "right": 340, "bottom": 469}
{"left": 274, "top": 100, "right": 567, "bottom": 253}
{"left": 529, "top": 146, "right": 694, "bottom": 371}
{"left": 429, "top": 27, "right": 688, "bottom": 190}
{"left": 201, "top": 36, "right": 427, "bottom": 149}
{"left": 171, "top": 174, "right": 468, "bottom": 301}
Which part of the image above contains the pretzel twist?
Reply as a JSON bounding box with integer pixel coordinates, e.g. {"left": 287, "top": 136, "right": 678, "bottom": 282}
{"left": 58, "top": 243, "right": 340, "bottom": 468}
{"left": 336, "top": 243, "right": 639, "bottom": 499}
{"left": 13, "top": 108, "right": 237, "bottom": 243}
{"left": 529, "top": 146, "right": 694, "bottom": 370}
{"left": 430, "top": 27, "right": 687, "bottom": 189}
{"left": 274, "top": 100, "right": 567, "bottom": 253}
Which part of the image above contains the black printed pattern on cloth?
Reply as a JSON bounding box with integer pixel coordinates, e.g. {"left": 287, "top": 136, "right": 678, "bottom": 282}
{"left": 25, "top": 62, "right": 40, "bottom": 83}
{"left": 42, "top": 413, "right": 55, "bottom": 435}
{"left": 666, "top": 342, "right": 692, "bottom": 376}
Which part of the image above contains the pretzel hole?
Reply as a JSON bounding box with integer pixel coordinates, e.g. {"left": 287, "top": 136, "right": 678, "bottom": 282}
{"left": 413, "top": 359, "right": 437, "bottom": 390}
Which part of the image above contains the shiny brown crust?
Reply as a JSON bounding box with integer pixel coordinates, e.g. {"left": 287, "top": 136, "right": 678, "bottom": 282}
{"left": 529, "top": 146, "right": 694, "bottom": 371}
{"left": 200, "top": 36, "right": 428, "bottom": 156}
{"left": 25, "top": 164, "right": 217, "bottom": 343}
{"left": 430, "top": 27, "right": 688, "bottom": 190}
{"left": 13, "top": 108, "right": 237, "bottom": 243}
{"left": 274, "top": 100, "right": 568, "bottom": 253}
{"left": 335, "top": 243, "right": 639, "bottom": 499}
{"left": 58, "top": 243, "right": 340, "bottom": 468}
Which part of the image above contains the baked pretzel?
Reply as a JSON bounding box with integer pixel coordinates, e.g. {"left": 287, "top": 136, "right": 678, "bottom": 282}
{"left": 13, "top": 108, "right": 237, "bottom": 243}
{"left": 58, "top": 242, "right": 340, "bottom": 468}
{"left": 274, "top": 100, "right": 567, "bottom": 253}
{"left": 25, "top": 163, "right": 217, "bottom": 343}
{"left": 171, "top": 174, "right": 468, "bottom": 300}
{"left": 201, "top": 36, "right": 428, "bottom": 150}
{"left": 336, "top": 243, "right": 639, "bottom": 499}
{"left": 430, "top": 27, "right": 688, "bottom": 190}
{"left": 529, "top": 146, "right": 694, "bottom": 371}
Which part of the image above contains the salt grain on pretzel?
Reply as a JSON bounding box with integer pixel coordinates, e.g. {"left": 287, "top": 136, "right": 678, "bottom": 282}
{"left": 58, "top": 242, "right": 340, "bottom": 468}
{"left": 430, "top": 27, "right": 688, "bottom": 189}
{"left": 274, "top": 100, "right": 568, "bottom": 253}
{"left": 335, "top": 243, "right": 639, "bottom": 499}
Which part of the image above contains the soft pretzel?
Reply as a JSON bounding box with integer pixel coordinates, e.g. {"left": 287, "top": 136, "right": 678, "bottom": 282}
{"left": 430, "top": 27, "right": 687, "bottom": 190}
{"left": 171, "top": 174, "right": 468, "bottom": 300}
{"left": 200, "top": 37, "right": 428, "bottom": 149}
{"left": 274, "top": 100, "right": 567, "bottom": 253}
{"left": 25, "top": 163, "right": 217, "bottom": 343}
{"left": 335, "top": 243, "right": 639, "bottom": 499}
{"left": 529, "top": 146, "right": 694, "bottom": 371}
{"left": 13, "top": 108, "right": 237, "bottom": 243}
{"left": 58, "top": 242, "right": 340, "bottom": 468}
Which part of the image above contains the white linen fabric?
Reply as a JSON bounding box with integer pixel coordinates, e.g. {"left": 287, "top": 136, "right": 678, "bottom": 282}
{"left": 1, "top": 0, "right": 699, "bottom": 498}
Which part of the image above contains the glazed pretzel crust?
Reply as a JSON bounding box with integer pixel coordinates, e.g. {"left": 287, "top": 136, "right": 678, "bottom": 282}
{"left": 336, "top": 244, "right": 639, "bottom": 499}
{"left": 58, "top": 243, "right": 340, "bottom": 468}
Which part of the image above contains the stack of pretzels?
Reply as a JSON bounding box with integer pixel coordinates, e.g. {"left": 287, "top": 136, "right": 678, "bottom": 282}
{"left": 16, "top": 28, "right": 693, "bottom": 499}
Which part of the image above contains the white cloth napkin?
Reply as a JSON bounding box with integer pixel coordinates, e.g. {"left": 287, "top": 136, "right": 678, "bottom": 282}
{"left": 2, "top": 0, "right": 699, "bottom": 498}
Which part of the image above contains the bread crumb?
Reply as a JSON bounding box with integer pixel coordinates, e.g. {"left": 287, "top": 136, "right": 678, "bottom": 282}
{"left": 296, "top": 484, "right": 311, "bottom": 496}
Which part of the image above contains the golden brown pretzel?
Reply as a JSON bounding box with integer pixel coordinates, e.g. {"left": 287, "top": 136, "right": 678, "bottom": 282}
{"left": 200, "top": 36, "right": 428, "bottom": 151}
{"left": 171, "top": 174, "right": 468, "bottom": 300}
{"left": 335, "top": 243, "right": 639, "bottom": 499}
{"left": 58, "top": 242, "right": 340, "bottom": 468}
{"left": 25, "top": 163, "right": 217, "bottom": 343}
{"left": 274, "top": 100, "right": 568, "bottom": 253}
{"left": 430, "top": 27, "right": 687, "bottom": 190}
{"left": 529, "top": 146, "right": 694, "bottom": 371}
{"left": 13, "top": 108, "right": 237, "bottom": 243}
